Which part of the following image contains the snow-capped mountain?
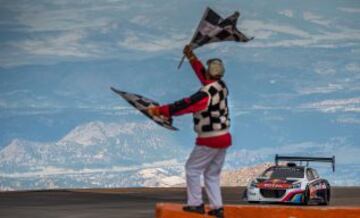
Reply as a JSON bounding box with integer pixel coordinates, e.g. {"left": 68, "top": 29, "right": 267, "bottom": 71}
{"left": 1, "top": 120, "right": 359, "bottom": 190}
{"left": 0, "top": 121, "right": 189, "bottom": 190}
{"left": 135, "top": 167, "right": 185, "bottom": 187}
{"left": 59, "top": 121, "right": 156, "bottom": 146}
{"left": 0, "top": 121, "right": 185, "bottom": 173}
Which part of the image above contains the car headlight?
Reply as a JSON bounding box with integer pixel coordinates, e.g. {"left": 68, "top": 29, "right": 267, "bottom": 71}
{"left": 250, "top": 181, "right": 258, "bottom": 188}
{"left": 292, "top": 182, "right": 301, "bottom": 189}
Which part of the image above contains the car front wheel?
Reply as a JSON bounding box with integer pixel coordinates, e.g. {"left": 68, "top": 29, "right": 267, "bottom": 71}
{"left": 319, "top": 183, "right": 330, "bottom": 206}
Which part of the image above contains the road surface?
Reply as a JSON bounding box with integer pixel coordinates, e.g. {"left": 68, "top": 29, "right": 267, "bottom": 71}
{"left": 1, "top": 187, "right": 359, "bottom": 218}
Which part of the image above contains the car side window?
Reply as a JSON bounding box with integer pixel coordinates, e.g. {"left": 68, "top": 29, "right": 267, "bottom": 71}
{"left": 311, "top": 169, "right": 320, "bottom": 179}
{"left": 306, "top": 169, "right": 314, "bottom": 180}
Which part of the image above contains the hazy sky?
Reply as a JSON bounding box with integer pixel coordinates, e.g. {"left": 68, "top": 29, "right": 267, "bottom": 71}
{"left": 0, "top": 0, "right": 359, "bottom": 166}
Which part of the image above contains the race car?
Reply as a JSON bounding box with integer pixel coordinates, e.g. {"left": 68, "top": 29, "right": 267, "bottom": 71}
{"left": 245, "top": 154, "right": 335, "bottom": 205}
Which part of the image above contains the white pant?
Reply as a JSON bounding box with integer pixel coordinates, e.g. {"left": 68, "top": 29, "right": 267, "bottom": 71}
{"left": 185, "top": 145, "right": 227, "bottom": 209}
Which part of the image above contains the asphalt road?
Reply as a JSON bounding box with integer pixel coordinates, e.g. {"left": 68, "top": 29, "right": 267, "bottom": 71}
{"left": 0, "top": 187, "right": 359, "bottom": 218}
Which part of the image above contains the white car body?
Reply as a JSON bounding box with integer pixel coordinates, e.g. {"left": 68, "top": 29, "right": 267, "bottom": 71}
{"left": 246, "top": 165, "right": 330, "bottom": 204}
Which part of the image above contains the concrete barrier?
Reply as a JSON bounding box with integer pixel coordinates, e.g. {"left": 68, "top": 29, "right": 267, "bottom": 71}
{"left": 156, "top": 203, "right": 360, "bottom": 218}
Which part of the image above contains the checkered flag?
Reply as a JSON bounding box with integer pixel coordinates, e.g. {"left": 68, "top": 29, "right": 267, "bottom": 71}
{"left": 178, "top": 7, "right": 253, "bottom": 68}
{"left": 111, "top": 87, "right": 178, "bottom": 131}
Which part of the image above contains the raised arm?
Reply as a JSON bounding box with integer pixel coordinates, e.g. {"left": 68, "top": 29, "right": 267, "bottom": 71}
{"left": 183, "top": 45, "right": 208, "bottom": 85}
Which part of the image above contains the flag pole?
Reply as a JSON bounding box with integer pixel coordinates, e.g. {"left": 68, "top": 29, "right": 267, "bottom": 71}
{"left": 177, "top": 55, "right": 186, "bottom": 69}
{"left": 177, "top": 7, "right": 210, "bottom": 70}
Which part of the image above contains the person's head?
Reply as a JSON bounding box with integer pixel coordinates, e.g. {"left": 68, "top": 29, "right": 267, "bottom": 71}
{"left": 206, "top": 58, "right": 225, "bottom": 80}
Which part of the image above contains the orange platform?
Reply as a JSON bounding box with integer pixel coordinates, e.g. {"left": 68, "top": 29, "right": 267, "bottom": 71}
{"left": 156, "top": 203, "right": 360, "bottom": 218}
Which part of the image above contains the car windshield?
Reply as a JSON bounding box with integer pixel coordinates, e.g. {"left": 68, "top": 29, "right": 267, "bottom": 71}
{"left": 261, "top": 167, "right": 304, "bottom": 179}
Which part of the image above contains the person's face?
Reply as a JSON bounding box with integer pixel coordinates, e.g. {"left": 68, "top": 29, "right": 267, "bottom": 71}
{"left": 207, "top": 60, "right": 224, "bottom": 79}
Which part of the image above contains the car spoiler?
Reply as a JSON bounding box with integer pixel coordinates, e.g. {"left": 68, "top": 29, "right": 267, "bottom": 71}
{"left": 275, "top": 154, "right": 336, "bottom": 172}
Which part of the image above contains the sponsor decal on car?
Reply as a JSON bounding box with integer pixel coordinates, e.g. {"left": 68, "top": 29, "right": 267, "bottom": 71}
{"left": 258, "top": 179, "right": 292, "bottom": 189}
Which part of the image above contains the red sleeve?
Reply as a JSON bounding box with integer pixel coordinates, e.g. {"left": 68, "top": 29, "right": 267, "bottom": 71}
{"left": 190, "top": 59, "right": 216, "bottom": 85}
{"left": 172, "top": 96, "right": 209, "bottom": 116}
{"left": 190, "top": 59, "right": 207, "bottom": 85}
{"left": 159, "top": 105, "right": 170, "bottom": 118}
{"left": 158, "top": 91, "right": 210, "bottom": 117}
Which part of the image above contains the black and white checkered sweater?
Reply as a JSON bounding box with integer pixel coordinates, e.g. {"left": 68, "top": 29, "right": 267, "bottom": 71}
{"left": 193, "top": 80, "right": 230, "bottom": 137}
